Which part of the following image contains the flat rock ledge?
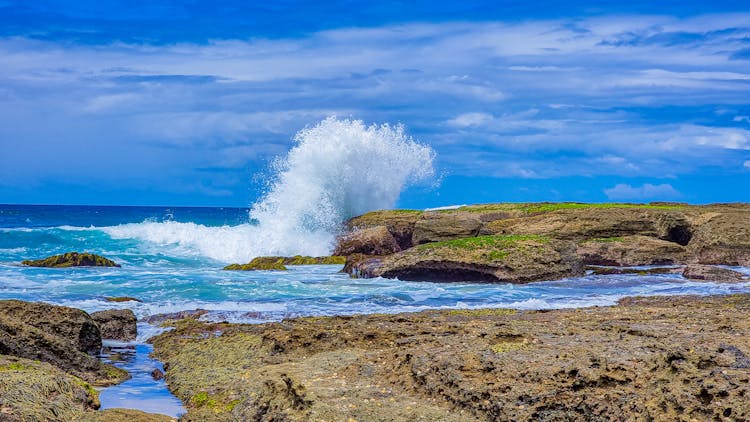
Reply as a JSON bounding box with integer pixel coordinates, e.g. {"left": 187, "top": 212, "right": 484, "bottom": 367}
{"left": 150, "top": 294, "right": 750, "bottom": 421}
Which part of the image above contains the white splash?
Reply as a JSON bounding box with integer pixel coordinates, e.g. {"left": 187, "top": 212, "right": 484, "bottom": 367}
{"left": 104, "top": 117, "right": 435, "bottom": 262}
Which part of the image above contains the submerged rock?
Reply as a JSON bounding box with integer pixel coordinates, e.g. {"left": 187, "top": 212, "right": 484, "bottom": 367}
{"left": 349, "top": 235, "right": 583, "bottom": 283}
{"left": 22, "top": 252, "right": 121, "bottom": 268}
{"left": 105, "top": 296, "right": 143, "bottom": 303}
{"left": 682, "top": 264, "right": 749, "bottom": 283}
{"left": 224, "top": 257, "right": 288, "bottom": 271}
{"left": 0, "top": 300, "right": 129, "bottom": 386}
{"left": 576, "top": 235, "right": 689, "bottom": 266}
{"left": 150, "top": 294, "right": 750, "bottom": 421}
{"left": 91, "top": 309, "right": 137, "bottom": 341}
{"left": 224, "top": 256, "right": 345, "bottom": 271}
{"left": 333, "top": 226, "right": 401, "bottom": 256}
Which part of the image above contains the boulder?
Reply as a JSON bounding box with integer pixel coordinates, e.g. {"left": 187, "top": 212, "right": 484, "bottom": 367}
{"left": 342, "top": 254, "right": 387, "bottom": 278}
{"left": 333, "top": 226, "right": 401, "bottom": 256}
{"left": 91, "top": 309, "right": 137, "bottom": 342}
{"left": 682, "top": 264, "right": 749, "bottom": 283}
{"left": 22, "top": 252, "right": 121, "bottom": 268}
{"left": 411, "top": 212, "right": 482, "bottom": 245}
{"left": 349, "top": 235, "right": 582, "bottom": 283}
{"left": 0, "top": 300, "right": 129, "bottom": 386}
{"left": 576, "top": 235, "right": 689, "bottom": 266}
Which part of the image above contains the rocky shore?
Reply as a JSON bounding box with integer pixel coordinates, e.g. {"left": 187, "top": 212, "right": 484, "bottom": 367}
{"left": 149, "top": 294, "right": 750, "bottom": 421}
{"left": 337, "top": 203, "right": 750, "bottom": 283}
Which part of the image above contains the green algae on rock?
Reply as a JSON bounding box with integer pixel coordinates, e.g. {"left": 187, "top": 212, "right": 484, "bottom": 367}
{"left": 349, "top": 235, "right": 583, "bottom": 283}
{"left": 22, "top": 252, "right": 121, "bottom": 268}
{"left": 150, "top": 294, "right": 750, "bottom": 421}
{"left": 0, "top": 300, "right": 129, "bottom": 386}
{"left": 224, "top": 255, "right": 345, "bottom": 271}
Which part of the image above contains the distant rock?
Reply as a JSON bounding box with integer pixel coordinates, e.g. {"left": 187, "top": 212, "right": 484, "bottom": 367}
{"left": 105, "top": 296, "right": 142, "bottom": 303}
{"left": 91, "top": 309, "right": 137, "bottom": 342}
{"left": 682, "top": 264, "right": 749, "bottom": 283}
{"left": 224, "top": 256, "right": 345, "bottom": 271}
{"left": 334, "top": 226, "right": 401, "bottom": 256}
{"left": 0, "top": 300, "right": 129, "bottom": 386}
{"left": 348, "top": 235, "right": 583, "bottom": 283}
{"left": 22, "top": 252, "right": 120, "bottom": 268}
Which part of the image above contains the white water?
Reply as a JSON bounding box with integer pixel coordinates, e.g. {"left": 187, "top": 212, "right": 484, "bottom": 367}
{"left": 105, "top": 117, "right": 435, "bottom": 263}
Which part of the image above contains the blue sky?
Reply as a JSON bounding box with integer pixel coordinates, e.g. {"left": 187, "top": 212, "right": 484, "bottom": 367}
{"left": 1, "top": 1, "right": 749, "bottom": 207}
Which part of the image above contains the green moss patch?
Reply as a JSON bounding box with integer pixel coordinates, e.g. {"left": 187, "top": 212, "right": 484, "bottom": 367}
{"left": 22, "top": 252, "right": 120, "bottom": 268}
{"left": 491, "top": 341, "right": 530, "bottom": 354}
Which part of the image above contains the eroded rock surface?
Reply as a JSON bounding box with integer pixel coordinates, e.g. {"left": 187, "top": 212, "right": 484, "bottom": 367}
{"left": 151, "top": 294, "right": 750, "bottom": 421}
{"left": 0, "top": 300, "right": 128, "bottom": 386}
{"left": 91, "top": 309, "right": 137, "bottom": 341}
{"left": 683, "top": 264, "right": 749, "bottom": 283}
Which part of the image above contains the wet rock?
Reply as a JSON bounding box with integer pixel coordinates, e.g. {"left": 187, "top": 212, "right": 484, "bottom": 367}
{"left": 342, "top": 253, "right": 386, "bottom": 278}
{"left": 22, "top": 252, "right": 120, "bottom": 268}
{"left": 334, "top": 226, "right": 401, "bottom": 256}
{"left": 351, "top": 235, "right": 583, "bottom": 283}
{"left": 151, "top": 368, "right": 164, "bottom": 381}
{"left": 0, "top": 300, "right": 129, "bottom": 386}
{"left": 576, "top": 235, "right": 689, "bottom": 266}
{"left": 105, "top": 296, "right": 143, "bottom": 303}
{"left": 585, "top": 266, "right": 682, "bottom": 276}
{"left": 82, "top": 408, "right": 176, "bottom": 422}
{"left": 144, "top": 309, "right": 209, "bottom": 325}
{"left": 91, "top": 309, "right": 137, "bottom": 341}
{"left": 224, "top": 257, "right": 287, "bottom": 271}
{"left": 683, "top": 264, "right": 749, "bottom": 283}
{"left": 411, "top": 212, "right": 482, "bottom": 245}
{"left": 281, "top": 255, "right": 345, "bottom": 265}
{"left": 151, "top": 294, "right": 750, "bottom": 421}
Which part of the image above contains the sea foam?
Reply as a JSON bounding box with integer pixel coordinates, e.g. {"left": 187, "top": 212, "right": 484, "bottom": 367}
{"left": 104, "top": 117, "right": 435, "bottom": 263}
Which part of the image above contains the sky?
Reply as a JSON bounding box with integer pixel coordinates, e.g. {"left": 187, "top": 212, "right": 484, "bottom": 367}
{"left": 1, "top": 1, "right": 749, "bottom": 207}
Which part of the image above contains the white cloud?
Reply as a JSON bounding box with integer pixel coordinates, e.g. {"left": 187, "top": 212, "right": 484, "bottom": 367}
{"left": 744, "top": 160, "right": 750, "bottom": 169}
{"left": 446, "top": 112, "right": 493, "bottom": 128}
{"left": 603, "top": 183, "right": 682, "bottom": 200}
{"left": 734, "top": 116, "right": 750, "bottom": 123}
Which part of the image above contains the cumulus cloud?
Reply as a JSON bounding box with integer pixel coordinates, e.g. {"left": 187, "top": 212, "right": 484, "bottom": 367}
{"left": 1, "top": 12, "right": 749, "bottom": 203}
{"left": 603, "top": 183, "right": 682, "bottom": 201}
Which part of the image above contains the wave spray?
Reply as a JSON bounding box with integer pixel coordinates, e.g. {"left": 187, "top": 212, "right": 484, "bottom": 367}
{"left": 248, "top": 117, "right": 435, "bottom": 257}
{"left": 104, "top": 117, "right": 434, "bottom": 262}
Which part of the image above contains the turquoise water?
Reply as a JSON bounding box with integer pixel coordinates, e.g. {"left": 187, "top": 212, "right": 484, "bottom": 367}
{"left": 2, "top": 204, "right": 749, "bottom": 417}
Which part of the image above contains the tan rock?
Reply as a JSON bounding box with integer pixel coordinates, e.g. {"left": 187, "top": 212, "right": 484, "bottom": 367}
{"left": 334, "top": 226, "right": 401, "bottom": 256}
{"left": 411, "top": 212, "right": 482, "bottom": 245}
{"left": 576, "top": 235, "right": 689, "bottom": 266}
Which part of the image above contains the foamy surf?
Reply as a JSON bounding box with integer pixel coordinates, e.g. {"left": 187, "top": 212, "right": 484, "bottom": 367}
{"left": 101, "top": 117, "right": 435, "bottom": 263}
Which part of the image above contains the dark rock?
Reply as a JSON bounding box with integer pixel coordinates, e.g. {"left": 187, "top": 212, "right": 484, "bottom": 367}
{"left": 586, "top": 266, "right": 682, "bottom": 276}
{"left": 91, "top": 309, "right": 137, "bottom": 341}
{"left": 0, "top": 300, "right": 129, "bottom": 386}
{"left": 342, "top": 254, "right": 386, "bottom": 278}
{"left": 22, "top": 252, "right": 120, "bottom": 268}
{"left": 411, "top": 212, "right": 482, "bottom": 245}
{"left": 151, "top": 368, "right": 164, "bottom": 381}
{"left": 144, "top": 309, "right": 209, "bottom": 325}
{"left": 683, "top": 265, "right": 749, "bottom": 283}
{"left": 334, "top": 226, "right": 401, "bottom": 256}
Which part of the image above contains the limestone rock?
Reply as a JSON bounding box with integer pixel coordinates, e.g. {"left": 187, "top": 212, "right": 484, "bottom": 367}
{"left": 22, "top": 252, "right": 120, "bottom": 268}
{"left": 576, "top": 235, "right": 689, "bottom": 266}
{"left": 333, "top": 226, "right": 401, "bottom": 256}
{"left": 411, "top": 212, "right": 482, "bottom": 245}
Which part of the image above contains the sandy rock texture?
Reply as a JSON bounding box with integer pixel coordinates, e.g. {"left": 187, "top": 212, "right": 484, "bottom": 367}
{"left": 151, "top": 294, "right": 750, "bottom": 421}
